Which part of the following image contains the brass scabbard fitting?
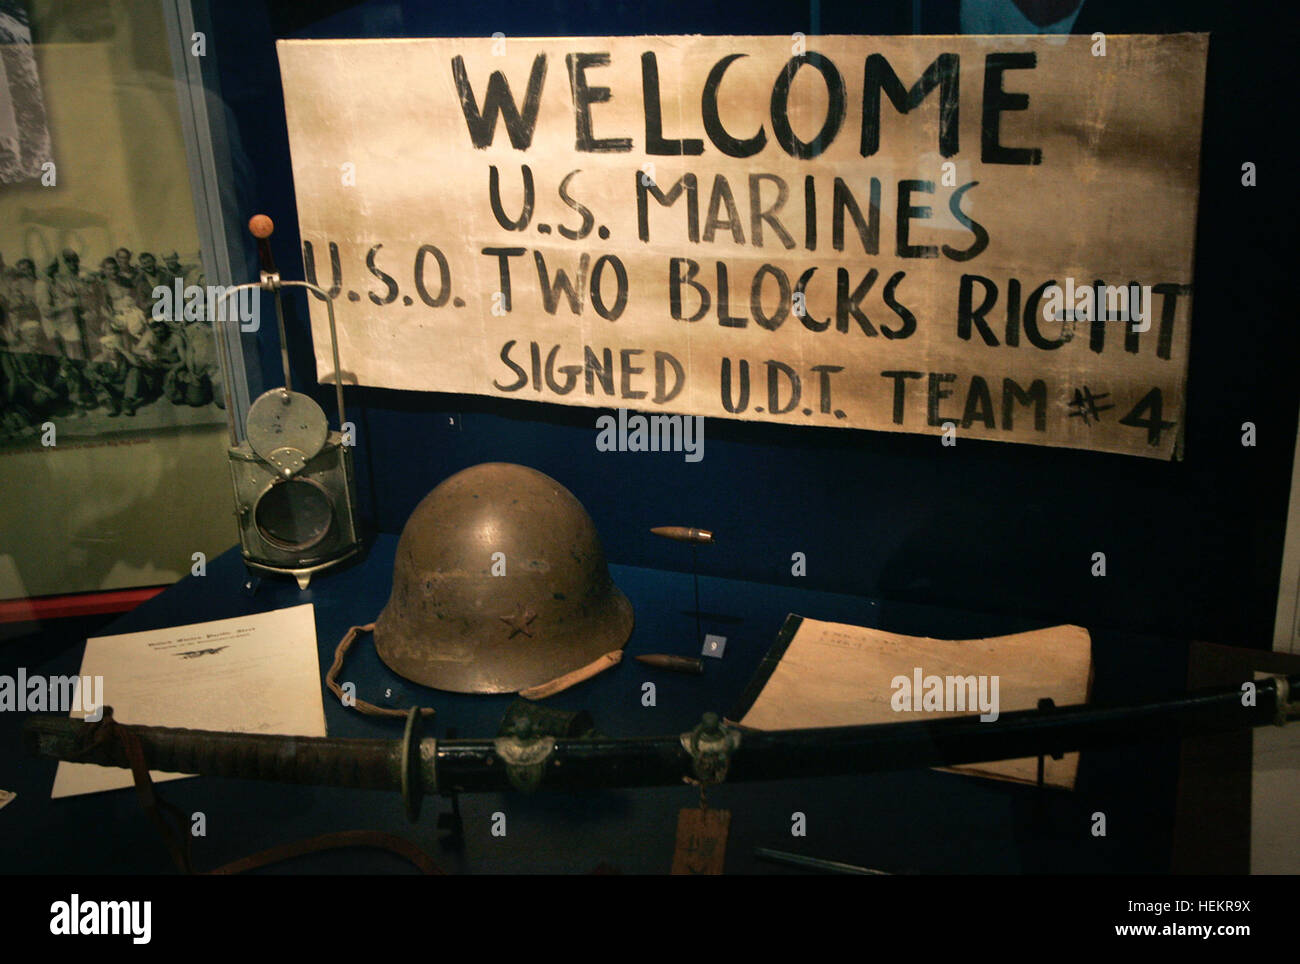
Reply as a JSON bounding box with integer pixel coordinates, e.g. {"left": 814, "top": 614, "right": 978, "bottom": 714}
{"left": 682, "top": 712, "right": 741, "bottom": 786}
{"left": 493, "top": 719, "right": 556, "bottom": 793}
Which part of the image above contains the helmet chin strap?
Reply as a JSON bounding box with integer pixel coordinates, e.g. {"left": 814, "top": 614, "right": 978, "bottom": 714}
{"left": 325, "top": 623, "right": 437, "bottom": 719}
{"left": 518, "top": 650, "right": 624, "bottom": 701}
{"left": 326, "top": 624, "right": 623, "bottom": 716}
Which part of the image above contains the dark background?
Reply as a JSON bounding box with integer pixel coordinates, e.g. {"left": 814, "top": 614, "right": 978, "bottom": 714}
{"left": 203, "top": 0, "right": 1294, "bottom": 649}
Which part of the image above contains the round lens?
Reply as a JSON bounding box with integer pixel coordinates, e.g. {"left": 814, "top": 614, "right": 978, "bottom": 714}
{"left": 255, "top": 479, "right": 334, "bottom": 551}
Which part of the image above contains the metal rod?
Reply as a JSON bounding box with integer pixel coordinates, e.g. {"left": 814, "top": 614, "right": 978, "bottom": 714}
{"left": 208, "top": 305, "right": 240, "bottom": 447}
{"left": 249, "top": 215, "right": 293, "bottom": 394}
{"left": 216, "top": 280, "right": 348, "bottom": 430}
{"left": 271, "top": 284, "right": 293, "bottom": 393}
{"left": 234, "top": 216, "right": 349, "bottom": 428}
{"left": 215, "top": 281, "right": 264, "bottom": 445}
{"left": 281, "top": 279, "right": 346, "bottom": 427}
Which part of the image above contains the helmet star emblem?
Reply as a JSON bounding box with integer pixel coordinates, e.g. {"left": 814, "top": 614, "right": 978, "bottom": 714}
{"left": 499, "top": 606, "right": 537, "bottom": 638}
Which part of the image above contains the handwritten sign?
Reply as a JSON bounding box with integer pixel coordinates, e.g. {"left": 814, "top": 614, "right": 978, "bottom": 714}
{"left": 278, "top": 34, "right": 1206, "bottom": 459}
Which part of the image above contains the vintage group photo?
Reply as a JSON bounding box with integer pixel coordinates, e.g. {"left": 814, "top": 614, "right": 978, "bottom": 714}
{"left": 0, "top": 244, "right": 224, "bottom": 445}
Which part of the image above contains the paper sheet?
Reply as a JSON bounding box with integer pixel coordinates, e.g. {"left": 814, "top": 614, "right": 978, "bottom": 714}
{"left": 734, "top": 614, "right": 1091, "bottom": 788}
{"left": 1251, "top": 672, "right": 1300, "bottom": 874}
{"left": 51, "top": 603, "right": 326, "bottom": 798}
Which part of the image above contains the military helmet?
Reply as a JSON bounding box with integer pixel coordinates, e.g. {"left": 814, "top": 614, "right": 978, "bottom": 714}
{"left": 374, "top": 463, "right": 633, "bottom": 693}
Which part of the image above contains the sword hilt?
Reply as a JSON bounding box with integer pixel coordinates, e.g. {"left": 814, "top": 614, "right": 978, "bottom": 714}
{"left": 22, "top": 708, "right": 425, "bottom": 812}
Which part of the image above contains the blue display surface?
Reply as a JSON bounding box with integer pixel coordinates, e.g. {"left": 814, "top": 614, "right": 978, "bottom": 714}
{"left": 3, "top": 536, "right": 1190, "bottom": 873}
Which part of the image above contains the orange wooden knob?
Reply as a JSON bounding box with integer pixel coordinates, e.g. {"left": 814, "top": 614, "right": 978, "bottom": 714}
{"left": 248, "top": 214, "right": 274, "bottom": 239}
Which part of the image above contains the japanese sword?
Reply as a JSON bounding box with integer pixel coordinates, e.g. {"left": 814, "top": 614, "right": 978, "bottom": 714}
{"left": 22, "top": 674, "right": 1298, "bottom": 821}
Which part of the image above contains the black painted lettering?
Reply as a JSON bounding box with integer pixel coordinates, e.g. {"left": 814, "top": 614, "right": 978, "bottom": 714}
{"left": 981, "top": 53, "right": 1042, "bottom": 165}
{"left": 452, "top": 53, "right": 547, "bottom": 150}
{"left": 566, "top": 53, "right": 632, "bottom": 152}
{"left": 861, "top": 53, "right": 959, "bottom": 157}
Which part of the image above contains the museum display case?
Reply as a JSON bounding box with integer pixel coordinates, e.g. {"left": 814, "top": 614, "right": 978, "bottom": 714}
{"left": 0, "top": 0, "right": 1294, "bottom": 939}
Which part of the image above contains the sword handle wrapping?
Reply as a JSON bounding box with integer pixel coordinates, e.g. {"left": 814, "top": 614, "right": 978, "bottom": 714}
{"left": 22, "top": 712, "right": 402, "bottom": 792}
